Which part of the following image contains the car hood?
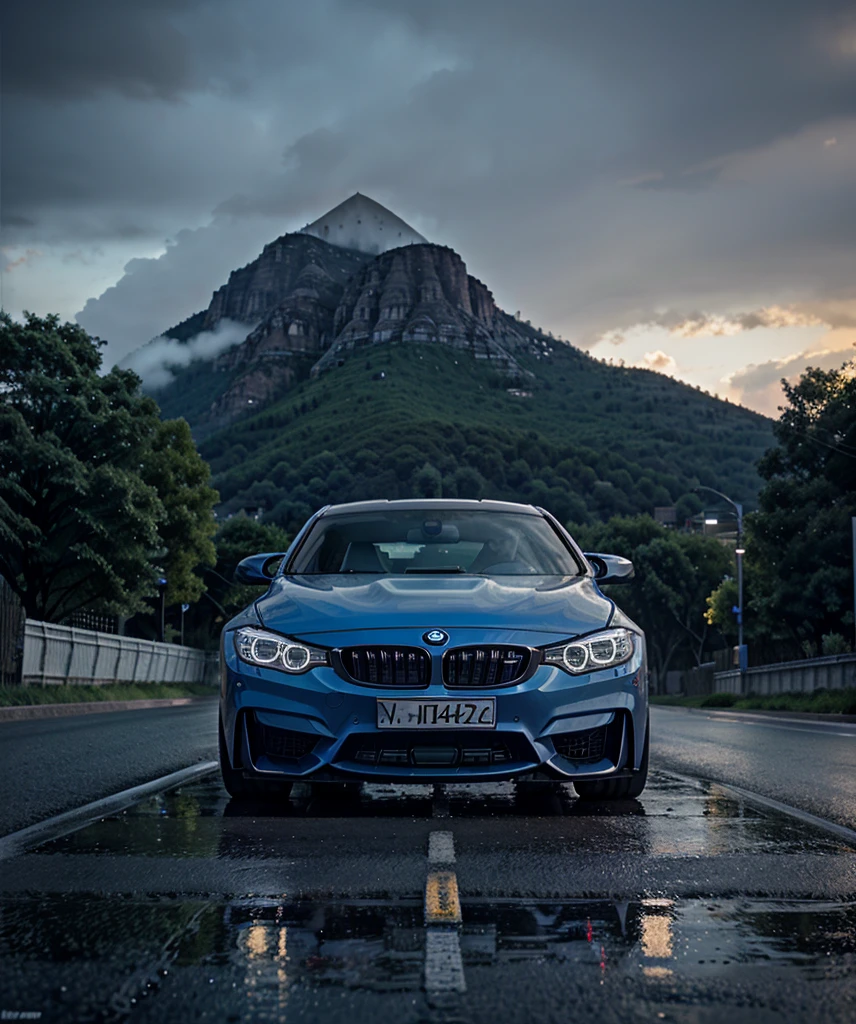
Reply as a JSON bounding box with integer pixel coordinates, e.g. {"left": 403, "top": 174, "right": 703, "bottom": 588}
{"left": 254, "top": 574, "right": 612, "bottom": 638}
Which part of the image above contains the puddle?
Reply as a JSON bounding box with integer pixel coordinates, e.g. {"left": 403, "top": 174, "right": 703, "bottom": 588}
{"left": 36, "top": 772, "right": 850, "bottom": 861}
{"left": 1, "top": 895, "right": 854, "bottom": 1022}
{"left": 3, "top": 772, "right": 855, "bottom": 1021}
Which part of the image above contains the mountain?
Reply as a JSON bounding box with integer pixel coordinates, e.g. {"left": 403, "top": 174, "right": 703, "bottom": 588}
{"left": 299, "top": 192, "right": 428, "bottom": 254}
{"left": 313, "top": 242, "right": 530, "bottom": 375}
{"left": 194, "top": 339, "right": 771, "bottom": 532}
{"left": 141, "top": 193, "right": 775, "bottom": 529}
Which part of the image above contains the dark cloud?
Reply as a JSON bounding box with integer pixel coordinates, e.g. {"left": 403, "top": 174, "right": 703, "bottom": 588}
{"left": 361, "top": 0, "right": 856, "bottom": 177}
{"left": 0, "top": 1, "right": 205, "bottom": 101}
{"left": 3, "top": 0, "right": 856, "bottom": 371}
{"left": 633, "top": 166, "right": 725, "bottom": 192}
{"left": 1, "top": 213, "right": 35, "bottom": 229}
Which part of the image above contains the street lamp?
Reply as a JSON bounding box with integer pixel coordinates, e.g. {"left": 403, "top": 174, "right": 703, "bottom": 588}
{"left": 156, "top": 576, "right": 168, "bottom": 643}
{"left": 695, "top": 486, "right": 746, "bottom": 670}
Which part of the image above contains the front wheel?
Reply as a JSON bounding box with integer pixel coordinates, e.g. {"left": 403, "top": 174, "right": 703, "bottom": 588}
{"left": 219, "top": 719, "right": 293, "bottom": 800}
{"left": 573, "top": 713, "right": 649, "bottom": 801}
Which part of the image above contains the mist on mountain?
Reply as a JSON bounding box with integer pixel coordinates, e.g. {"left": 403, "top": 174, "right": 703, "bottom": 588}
{"left": 120, "top": 319, "right": 251, "bottom": 389}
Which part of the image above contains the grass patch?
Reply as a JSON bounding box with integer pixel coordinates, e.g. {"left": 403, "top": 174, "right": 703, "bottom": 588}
{"left": 651, "top": 688, "right": 856, "bottom": 715}
{"left": 0, "top": 682, "right": 217, "bottom": 707}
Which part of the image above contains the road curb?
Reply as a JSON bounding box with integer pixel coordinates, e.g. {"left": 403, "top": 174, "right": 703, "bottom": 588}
{"left": 0, "top": 696, "right": 218, "bottom": 723}
{"left": 653, "top": 703, "right": 856, "bottom": 724}
{"left": 0, "top": 761, "right": 219, "bottom": 860}
{"left": 658, "top": 768, "right": 856, "bottom": 847}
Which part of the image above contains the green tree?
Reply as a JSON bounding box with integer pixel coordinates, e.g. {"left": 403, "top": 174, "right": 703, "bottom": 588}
{"left": 413, "top": 461, "right": 443, "bottom": 498}
{"left": 707, "top": 362, "right": 856, "bottom": 651}
{"left": 573, "top": 515, "right": 733, "bottom": 686}
{"left": 140, "top": 418, "right": 218, "bottom": 606}
{"left": 207, "top": 516, "right": 291, "bottom": 620}
{"left": 705, "top": 576, "right": 739, "bottom": 642}
{"left": 0, "top": 313, "right": 163, "bottom": 620}
{"left": 0, "top": 313, "right": 216, "bottom": 623}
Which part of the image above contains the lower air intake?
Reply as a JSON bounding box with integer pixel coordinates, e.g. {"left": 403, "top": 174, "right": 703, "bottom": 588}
{"left": 553, "top": 725, "right": 608, "bottom": 764}
{"left": 258, "top": 723, "right": 317, "bottom": 761}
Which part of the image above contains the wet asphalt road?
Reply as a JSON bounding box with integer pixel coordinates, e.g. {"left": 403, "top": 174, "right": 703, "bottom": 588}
{"left": 0, "top": 702, "right": 219, "bottom": 835}
{"left": 3, "top": 701, "right": 854, "bottom": 837}
{"left": 0, "top": 702, "right": 855, "bottom": 1022}
{"left": 651, "top": 705, "right": 856, "bottom": 831}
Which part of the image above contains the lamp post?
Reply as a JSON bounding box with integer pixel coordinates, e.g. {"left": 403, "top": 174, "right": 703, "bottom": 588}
{"left": 156, "top": 576, "right": 168, "bottom": 643}
{"left": 695, "top": 486, "right": 745, "bottom": 670}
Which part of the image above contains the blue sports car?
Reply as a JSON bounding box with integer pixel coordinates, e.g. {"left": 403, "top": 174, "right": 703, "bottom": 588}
{"left": 219, "top": 499, "right": 648, "bottom": 800}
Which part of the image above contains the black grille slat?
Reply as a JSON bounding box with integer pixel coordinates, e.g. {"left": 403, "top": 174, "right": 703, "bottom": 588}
{"left": 553, "top": 726, "right": 608, "bottom": 763}
{"left": 341, "top": 646, "right": 430, "bottom": 687}
{"left": 443, "top": 646, "right": 530, "bottom": 689}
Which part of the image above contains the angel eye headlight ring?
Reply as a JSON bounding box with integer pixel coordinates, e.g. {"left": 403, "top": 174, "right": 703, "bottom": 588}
{"left": 234, "top": 627, "right": 328, "bottom": 674}
{"left": 543, "top": 628, "right": 635, "bottom": 675}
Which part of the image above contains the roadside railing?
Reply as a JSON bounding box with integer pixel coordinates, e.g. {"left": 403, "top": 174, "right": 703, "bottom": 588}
{"left": 666, "top": 652, "right": 856, "bottom": 697}
{"left": 714, "top": 653, "right": 856, "bottom": 696}
{"left": 21, "top": 620, "right": 219, "bottom": 687}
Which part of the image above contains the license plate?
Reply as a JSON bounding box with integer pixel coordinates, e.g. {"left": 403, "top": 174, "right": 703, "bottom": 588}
{"left": 377, "top": 698, "right": 496, "bottom": 729}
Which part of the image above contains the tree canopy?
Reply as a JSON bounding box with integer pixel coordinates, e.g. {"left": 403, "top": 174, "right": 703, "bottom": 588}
{"left": 0, "top": 313, "right": 218, "bottom": 622}
{"left": 572, "top": 514, "right": 733, "bottom": 684}
{"left": 707, "top": 362, "right": 856, "bottom": 655}
{"left": 179, "top": 343, "right": 771, "bottom": 535}
{"left": 140, "top": 418, "right": 218, "bottom": 606}
{"left": 180, "top": 516, "right": 290, "bottom": 647}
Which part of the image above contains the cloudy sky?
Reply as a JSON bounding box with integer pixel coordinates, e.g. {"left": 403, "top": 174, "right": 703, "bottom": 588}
{"left": 3, "top": 0, "right": 856, "bottom": 415}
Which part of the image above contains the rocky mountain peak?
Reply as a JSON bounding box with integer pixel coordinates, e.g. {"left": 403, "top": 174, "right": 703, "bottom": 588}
{"left": 313, "top": 243, "right": 528, "bottom": 375}
{"left": 299, "top": 193, "right": 427, "bottom": 255}
{"left": 152, "top": 196, "right": 551, "bottom": 429}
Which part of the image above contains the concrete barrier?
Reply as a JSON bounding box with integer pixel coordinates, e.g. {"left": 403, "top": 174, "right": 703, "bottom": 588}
{"left": 22, "top": 620, "right": 218, "bottom": 687}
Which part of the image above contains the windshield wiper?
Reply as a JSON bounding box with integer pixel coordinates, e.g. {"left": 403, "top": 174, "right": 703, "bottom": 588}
{"left": 404, "top": 566, "right": 466, "bottom": 574}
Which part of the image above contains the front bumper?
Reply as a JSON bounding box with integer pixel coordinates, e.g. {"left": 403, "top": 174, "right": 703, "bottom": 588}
{"left": 220, "top": 627, "right": 648, "bottom": 784}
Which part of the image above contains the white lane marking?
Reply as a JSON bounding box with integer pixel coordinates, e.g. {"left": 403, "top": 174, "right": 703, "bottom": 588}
{"left": 659, "top": 767, "right": 856, "bottom": 847}
{"left": 654, "top": 705, "right": 856, "bottom": 733}
{"left": 425, "top": 930, "right": 466, "bottom": 994}
{"left": 702, "top": 716, "right": 856, "bottom": 737}
{"left": 749, "top": 723, "right": 856, "bottom": 738}
{"left": 0, "top": 761, "right": 218, "bottom": 861}
{"left": 424, "top": 828, "right": 466, "bottom": 995}
{"left": 428, "top": 830, "right": 456, "bottom": 864}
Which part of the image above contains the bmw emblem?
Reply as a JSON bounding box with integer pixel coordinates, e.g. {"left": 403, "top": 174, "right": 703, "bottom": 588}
{"left": 423, "top": 629, "right": 449, "bottom": 646}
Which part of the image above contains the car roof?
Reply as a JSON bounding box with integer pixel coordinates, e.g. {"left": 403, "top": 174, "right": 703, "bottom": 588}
{"left": 320, "top": 498, "right": 543, "bottom": 517}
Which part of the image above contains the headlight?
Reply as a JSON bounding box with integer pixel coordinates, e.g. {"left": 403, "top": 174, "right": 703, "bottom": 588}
{"left": 234, "top": 627, "right": 328, "bottom": 674}
{"left": 543, "top": 628, "right": 635, "bottom": 675}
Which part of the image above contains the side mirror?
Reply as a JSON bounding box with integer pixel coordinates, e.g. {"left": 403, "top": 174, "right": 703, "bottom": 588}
{"left": 234, "top": 552, "right": 286, "bottom": 585}
{"left": 584, "top": 552, "right": 635, "bottom": 584}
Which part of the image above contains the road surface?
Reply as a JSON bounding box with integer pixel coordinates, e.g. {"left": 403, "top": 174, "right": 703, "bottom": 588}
{"left": 0, "top": 701, "right": 854, "bottom": 1022}
{"left": 0, "top": 701, "right": 219, "bottom": 835}
{"left": 650, "top": 704, "right": 856, "bottom": 830}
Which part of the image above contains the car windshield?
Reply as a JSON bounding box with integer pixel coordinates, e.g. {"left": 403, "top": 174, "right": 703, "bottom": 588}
{"left": 288, "top": 509, "right": 583, "bottom": 576}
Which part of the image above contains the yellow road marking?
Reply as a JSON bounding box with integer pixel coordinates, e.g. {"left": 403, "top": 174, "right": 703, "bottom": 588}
{"left": 425, "top": 870, "right": 462, "bottom": 925}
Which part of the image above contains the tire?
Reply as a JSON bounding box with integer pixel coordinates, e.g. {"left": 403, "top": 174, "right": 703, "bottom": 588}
{"left": 219, "top": 719, "right": 293, "bottom": 800}
{"left": 573, "top": 713, "right": 649, "bottom": 801}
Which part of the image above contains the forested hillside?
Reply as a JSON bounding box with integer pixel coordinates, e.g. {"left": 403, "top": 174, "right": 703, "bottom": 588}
{"left": 197, "top": 338, "right": 773, "bottom": 533}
